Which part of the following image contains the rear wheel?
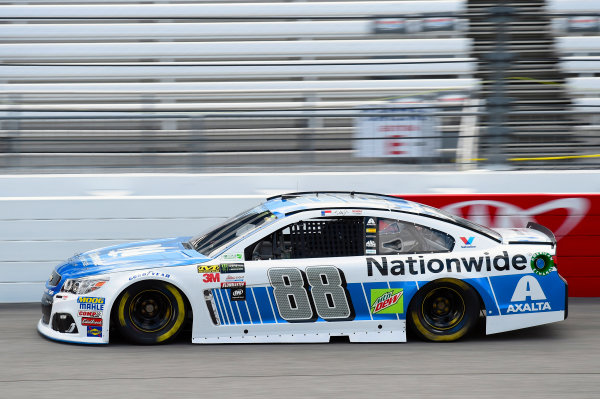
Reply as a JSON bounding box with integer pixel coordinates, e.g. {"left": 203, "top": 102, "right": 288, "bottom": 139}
{"left": 116, "top": 281, "right": 186, "bottom": 344}
{"left": 408, "top": 279, "right": 479, "bottom": 342}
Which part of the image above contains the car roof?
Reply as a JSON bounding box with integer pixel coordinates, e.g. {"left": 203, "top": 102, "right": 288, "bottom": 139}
{"left": 263, "top": 191, "right": 452, "bottom": 221}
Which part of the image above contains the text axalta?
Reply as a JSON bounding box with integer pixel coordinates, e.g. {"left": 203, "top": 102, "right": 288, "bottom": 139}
{"left": 367, "top": 252, "right": 528, "bottom": 276}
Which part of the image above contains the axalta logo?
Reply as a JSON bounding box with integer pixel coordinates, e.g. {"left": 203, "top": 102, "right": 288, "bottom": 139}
{"left": 507, "top": 275, "right": 551, "bottom": 313}
{"left": 460, "top": 237, "right": 475, "bottom": 248}
{"left": 77, "top": 297, "right": 105, "bottom": 304}
{"left": 370, "top": 289, "right": 403, "bottom": 314}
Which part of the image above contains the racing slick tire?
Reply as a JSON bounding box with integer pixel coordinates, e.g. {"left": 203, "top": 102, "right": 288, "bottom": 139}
{"left": 115, "top": 281, "right": 186, "bottom": 345}
{"left": 408, "top": 279, "right": 479, "bottom": 342}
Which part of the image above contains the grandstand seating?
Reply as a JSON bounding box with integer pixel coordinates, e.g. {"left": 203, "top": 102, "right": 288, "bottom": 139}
{"left": 0, "top": 0, "right": 599, "bottom": 170}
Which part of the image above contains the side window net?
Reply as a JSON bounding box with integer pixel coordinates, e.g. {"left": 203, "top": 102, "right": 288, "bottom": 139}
{"left": 289, "top": 218, "right": 364, "bottom": 259}
{"left": 246, "top": 216, "right": 364, "bottom": 260}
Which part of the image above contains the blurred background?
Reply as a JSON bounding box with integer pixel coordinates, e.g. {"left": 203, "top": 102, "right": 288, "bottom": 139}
{"left": 1, "top": 0, "right": 599, "bottom": 302}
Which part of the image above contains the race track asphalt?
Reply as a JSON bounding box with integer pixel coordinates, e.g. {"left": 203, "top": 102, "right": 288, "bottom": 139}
{"left": 0, "top": 299, "right": 598, "bottom": 399}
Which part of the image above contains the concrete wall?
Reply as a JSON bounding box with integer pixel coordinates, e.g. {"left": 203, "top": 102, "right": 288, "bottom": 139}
{"left": 1, "top": 170, "right": 598, "bottom": 302}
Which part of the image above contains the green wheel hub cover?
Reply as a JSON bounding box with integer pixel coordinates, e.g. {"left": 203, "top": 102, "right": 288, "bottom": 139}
{"left": 530, "top": 252, "right": 554, "bottom": 276}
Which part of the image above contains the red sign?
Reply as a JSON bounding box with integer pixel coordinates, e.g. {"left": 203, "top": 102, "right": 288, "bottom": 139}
{"left": 81, "top": 317, "right": 103, "bottom": 326}
{"left": 400, "top": 194, "right": 600, "bottom": 297}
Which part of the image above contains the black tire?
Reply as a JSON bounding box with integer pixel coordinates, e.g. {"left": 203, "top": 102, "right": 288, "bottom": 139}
{"left": 408, "top": 279, "right": 479, "bottom": 342}
{"left": 115, "top": 281, "right": 186, "bottom": 345}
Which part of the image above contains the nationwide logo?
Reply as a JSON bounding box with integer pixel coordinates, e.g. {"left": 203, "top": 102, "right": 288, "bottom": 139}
{"left": 460, "top": 237, "right": 475, "bottom": 248}
{"left": 87, "top": 326, "right": 102, "bottom": 338}
{"left": 370, "top": 289, "right": 404, "bottom": 314}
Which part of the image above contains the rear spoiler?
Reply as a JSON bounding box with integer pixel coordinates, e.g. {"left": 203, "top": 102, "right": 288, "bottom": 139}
{"left": 527, "top": 222, "right": 557, "bottom": 248}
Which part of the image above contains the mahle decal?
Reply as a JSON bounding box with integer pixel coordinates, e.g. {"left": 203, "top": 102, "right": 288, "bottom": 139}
{"left": 370, "top": 289, "right": 403, "bottom": 314}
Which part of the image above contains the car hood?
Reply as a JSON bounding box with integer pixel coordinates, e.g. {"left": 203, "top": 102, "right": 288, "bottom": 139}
{"left": 56, "top": 237, "right": 211, "bottom": 279}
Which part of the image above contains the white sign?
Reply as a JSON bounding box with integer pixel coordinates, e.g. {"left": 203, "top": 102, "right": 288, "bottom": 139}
{"left": 354, "top": 105, "right": 440, "bottom": 158}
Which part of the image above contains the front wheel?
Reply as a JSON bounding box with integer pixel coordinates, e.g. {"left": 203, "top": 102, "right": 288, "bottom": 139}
{"left": 408, "top": 279, "right": 479, "bottom": 342}
{"left": 116, "top": 281, "right": 186, "bottom": 344}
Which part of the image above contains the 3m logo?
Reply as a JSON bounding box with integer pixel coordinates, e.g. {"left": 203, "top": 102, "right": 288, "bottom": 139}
{"left": 370, "top": 289, "right": 403, "bottom": 314}
{"left": 460, "top": 237, "right": 474, "bottom": 245}
{"left": 202, "top": 273, "right": 220, "bottom": 283}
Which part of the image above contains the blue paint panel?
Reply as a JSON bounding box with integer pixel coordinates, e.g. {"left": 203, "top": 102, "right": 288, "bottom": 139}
{"left": 253, "top": 287, "right": 278, "bottom": 324}
{"left": 212, "top": 289, "right": 226, "bottom": 325}
{"left": 346, "top": 282, "right": 371, "bottom": 320}
{"left": 215, "top": 289, "right": 230, "bottom": 325}
{"left": 489, "top": 272, "right": 566, "bottom": 315}
{"left": 463, "top": 277, "right": 500, "bottom": 316}
{"left": 237, "top": 300, "right": 251, "bottom": 324}
{"left": 267, "top": 286, "right": 286, "bottom": 323}
{"left": 362, "top": 282, "right": 400, "bottom": 320}
{"left": 218, "top": 289, "right": 236, "bottom": 325}
{"left": 245, "top": 288, "right": 262, "bottom": 324}
{"left": 222, "top": 292, "right": 240, "bottom": 324}
{"left": 388, "top": 281, "right": 419, "bottom": 319}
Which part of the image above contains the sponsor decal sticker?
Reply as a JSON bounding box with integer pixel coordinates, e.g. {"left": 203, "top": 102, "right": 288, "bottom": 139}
{"left": 507, "top": 275, "right": 551, "bottom": 313}
{"left": 367, "top": 252, "right": 527, "bottom": 276}
{"left": 222, "top": 253, "right": 243, "bottom": 261}
{"left": 352, "top": 210, "right": 363, "bottom": 215}
{"left": 366, "top": 240, "right": 376, "bottom": 248}
{"left": 370, "top": 289, "right": 404, "bottom": 314}
{"left": 202, "top": 273, "right": 220, "bottom": 283}
{"left": 81, "top": 317, "right": 103, "bottom": 327}
{"left": 366, "top": 249, "right": 377, "bottom": 254}
{"left": 221, "top": 281, "right": 246, "bottom": 289}
{"left": 78, "top": 297, "right": 105, "bottom": 311}
{"left": 530, "top": 252, "right": 554, "bottom": 276}
{"left": 460, "top": 237, "right": 476, "bottom": 248}
{"left": 366, "top": 228, "right": 377, "bottom": 233}
{"left": 87, "top": 326, "right": 103, "bottom": 338}
{"left": 230, "top": 286, "right": 246, "bottom": 301}
{"left": 197, "top": 265, "right": 219, "bottom": 273}
{"left": 78, "top": 310, "right": 102, "bottom": 318}
{"left": 220, "top": 263, "right": 245, "bottom": 273}
{"left": 129, "top": 271, "right": 170, "bottom": 281}
{"left": 367, "top": 218, "right": 376, "bottom": 226}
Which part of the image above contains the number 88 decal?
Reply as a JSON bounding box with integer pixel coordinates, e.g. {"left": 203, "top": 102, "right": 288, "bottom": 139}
{"left": 267, "top": 266, "right": 353, "bottom": 322}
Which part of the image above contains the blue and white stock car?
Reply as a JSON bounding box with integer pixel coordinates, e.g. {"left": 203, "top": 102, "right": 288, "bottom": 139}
{"left": 39, "top": 192, "right": 567, "bottom": 345}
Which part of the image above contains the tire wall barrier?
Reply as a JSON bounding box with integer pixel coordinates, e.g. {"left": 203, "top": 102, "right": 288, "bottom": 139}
{"left": 0, "top": 171, "right": 598, "bottom": 302}
{"left": 401, "top": 194, "right": 600, "bottom": 297}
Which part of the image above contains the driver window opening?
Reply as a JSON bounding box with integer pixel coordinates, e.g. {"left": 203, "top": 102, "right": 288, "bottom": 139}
{"left": 245, "top": 216, "right": 364, "bottom": 260}
{"left": 378, "top": 218, "right": 454, "bottom": 255}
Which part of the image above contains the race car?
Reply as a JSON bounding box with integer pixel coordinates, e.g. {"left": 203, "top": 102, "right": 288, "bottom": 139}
{"left": 38, "top": 191, "right": 567, "bottom": 345}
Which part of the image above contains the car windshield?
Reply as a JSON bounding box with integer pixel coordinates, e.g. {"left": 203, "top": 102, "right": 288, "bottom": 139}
{"left": 190, "top": 206, "right": 277, "bottom": 257}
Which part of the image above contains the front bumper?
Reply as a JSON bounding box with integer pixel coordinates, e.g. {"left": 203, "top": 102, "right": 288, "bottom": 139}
{"left": 38, "top": 293, "right": 109, "bottom": 345}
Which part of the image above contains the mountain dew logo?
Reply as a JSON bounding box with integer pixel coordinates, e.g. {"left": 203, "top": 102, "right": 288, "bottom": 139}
{"left": 370, "top": 289, "right": 404, "bottom": 314}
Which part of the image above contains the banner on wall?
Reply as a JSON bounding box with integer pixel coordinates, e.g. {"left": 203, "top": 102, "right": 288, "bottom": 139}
{"left": 400, "top": 194, "right": 600, "bottom": 297}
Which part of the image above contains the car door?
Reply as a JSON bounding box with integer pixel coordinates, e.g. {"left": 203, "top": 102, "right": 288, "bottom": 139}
{"left": 211, "top": 213, "right": 367, "bottom": 335}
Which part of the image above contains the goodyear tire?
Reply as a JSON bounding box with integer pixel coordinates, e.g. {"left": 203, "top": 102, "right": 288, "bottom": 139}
{"left": 408, "top": 279, "right": 479, "bottom": 342}
{"left": 116, "top": 281, "right": 186, "bottom": 345}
